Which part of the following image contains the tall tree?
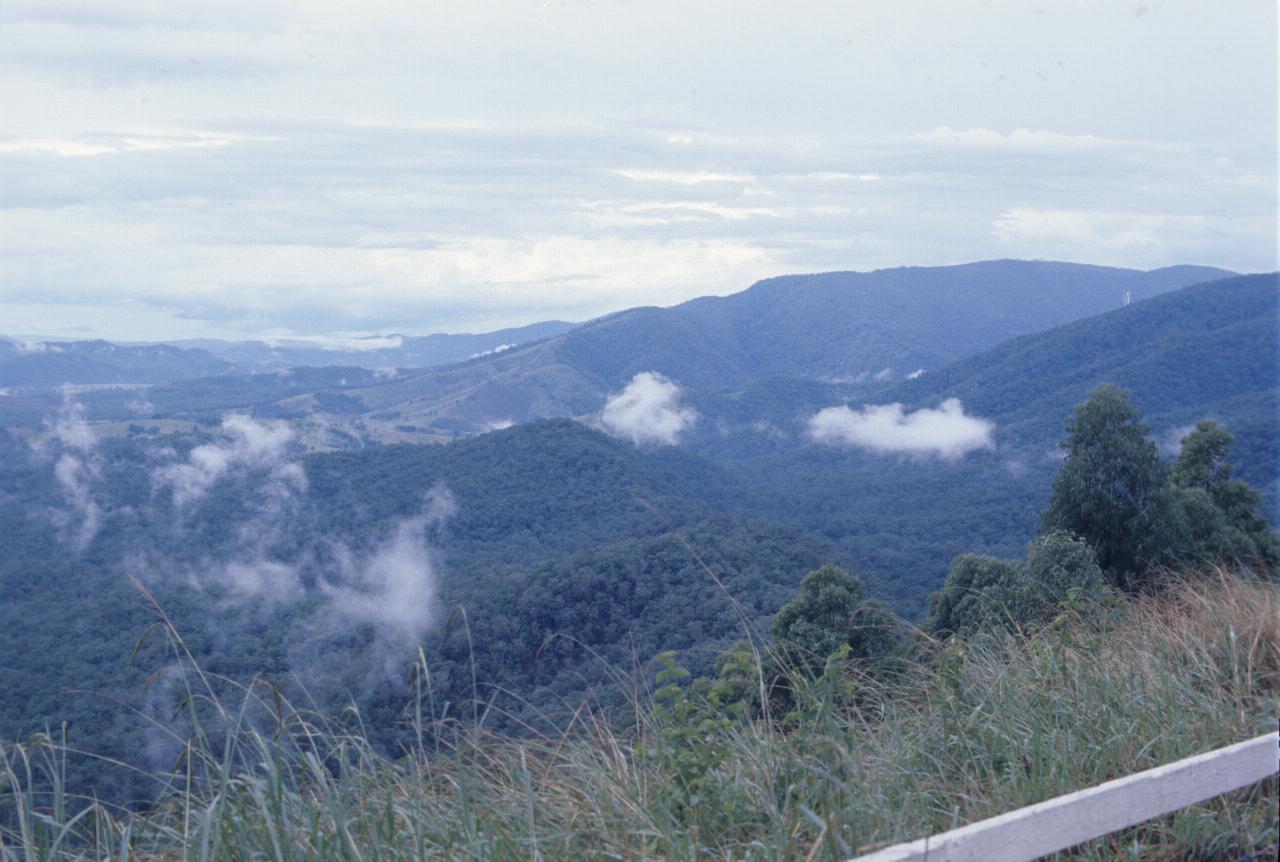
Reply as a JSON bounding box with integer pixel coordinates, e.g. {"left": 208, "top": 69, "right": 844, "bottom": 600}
{"left": 925, "top": 553, "right": 1022, "bottom": 637}
{"left": 1019, "top": 530, "right": 1109, "bottom": 623}
{"left": 1040, "top": 384, "right": 1180, "bottom": 589}
{"left": 771, "top": 564, "right": 905, "bottom": 672}
{"left": 771, "top": 564, "right": 865, "bottom": 665}
{"left": 1171, "top": 420, "right": 1279, "bottom": 569}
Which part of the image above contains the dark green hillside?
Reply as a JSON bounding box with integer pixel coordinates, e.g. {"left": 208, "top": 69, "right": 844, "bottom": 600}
{"left": 0, "top": 420, "right": 770, "bottom": 797}
{"left": 301, "top": 419, "right": 737, "bottom": 577}
{"left": 423, "top": 517, "right": 840, "bottom": 730}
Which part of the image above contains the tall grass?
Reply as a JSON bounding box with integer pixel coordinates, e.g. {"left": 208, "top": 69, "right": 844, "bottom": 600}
{"left": 2, "top": 573, "right": 1276, "bottom": 861}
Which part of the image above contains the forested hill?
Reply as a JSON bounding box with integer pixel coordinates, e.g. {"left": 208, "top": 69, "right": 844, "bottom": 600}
{"left": 297, "top": 261, "right": 1234, "bottom": 436}
{"left": 0, "top": 418, "right": 829, "bottom": 799}
{"left": 578, "top": 260, "right": 1234, "bottom": 387}
{"left": 881, "top": 272, "right": 1279, "bottom": 508}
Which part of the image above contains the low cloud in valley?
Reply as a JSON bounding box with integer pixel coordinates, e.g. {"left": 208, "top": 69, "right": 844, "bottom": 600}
{"left": 808, "top": 398, "right": 995, "bottom": 460}
{"left": 599, "top": 372, "right": 698, "bottom": 446}
{"left": 42, "top": 396, "right": 103, "bottom": 551}
{"left": 154, "top": 414, "right": 304, "bottom": 508}
{"left": 316, "top": 487, "right": 456, "bottom": 679}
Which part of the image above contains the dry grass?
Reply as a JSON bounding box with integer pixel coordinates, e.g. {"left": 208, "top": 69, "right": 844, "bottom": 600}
{"left": 2, "top": 572, "right": 1277, "bottom": 861}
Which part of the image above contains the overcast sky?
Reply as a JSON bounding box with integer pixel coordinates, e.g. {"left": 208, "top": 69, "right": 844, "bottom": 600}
{"left": 1, "top": 0, "right": 1276, "bottom": 342}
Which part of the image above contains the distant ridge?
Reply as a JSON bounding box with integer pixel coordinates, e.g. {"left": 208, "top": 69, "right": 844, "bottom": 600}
{"left": 0, "top": 319, "right": 578, "bottom": 384}
{"left": 315, "top": 260, "right": 1235, "bottom": 435}
{"left": 0, "top": 338, "right": 236, "bottom": 386}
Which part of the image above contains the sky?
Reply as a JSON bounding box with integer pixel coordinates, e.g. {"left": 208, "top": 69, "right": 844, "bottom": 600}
{"left": 1, "top": 0, "right": 1276, "bottom": 342}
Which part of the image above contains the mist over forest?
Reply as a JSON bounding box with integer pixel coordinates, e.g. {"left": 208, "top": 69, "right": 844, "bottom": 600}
{"left": 2, "top": 262, "right": 1276, "bottom": 808}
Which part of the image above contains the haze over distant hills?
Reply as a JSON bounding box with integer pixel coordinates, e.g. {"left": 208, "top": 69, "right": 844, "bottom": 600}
{"left": 0, "top": 319, "right": 576, "bottom": 386}
{"left": 0, "top": 339, "right": 237, "bottom": 386}
{"left": 164, "top": 319, "right": 576, "bottom": 372}
{"left": 239, "top": 260, "right": 1235, "bottom": 438}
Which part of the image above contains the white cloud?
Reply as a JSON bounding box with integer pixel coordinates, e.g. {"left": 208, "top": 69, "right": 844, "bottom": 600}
{"left": 915, "top": 127, "right": 1127, "bottom": 151}
{"left": 615, "top": 168, "right": 754, "bottom": 185}
{"left": 155, "top": 413, "right": 303, "bottom": 507}
{"left": 37, "top": 395, "right": 103, "bottom": 551}
{"left": 1, "top": 2, "right": 1274, "bottom": 340}
{"left": 992, "top": 208, "right": 1276, "bottom": 270}
{"left": 207, "top": 559, "right": 304, "bottom": 608}
{"left": 53, "top": 452, "right": 102, "bottom": 551}
{"left": 599, "top": 371, "right": 697, "bottom": 446}
{"left": 468, "top": 343, "right": 515, "bottom": 359}
{"left": 1158, "top": 423, "right": 1199, "bottom": 457}
{"left": 993, "top": 208, "right": 1195, "bottom": 252}
{"left": 0, "top": 212, "right": 781, "bottom": 339}
{"left": 808, "top": 398, "right": 995, "bottom": 460}
{"left": 258, "top": 333, "right": 405, "bottom": 351}
{"left": 905, "top": 368, "right": 924, "bottom": 380}
{"left": 607, "top": 201, "right": 785, "bottom": 221}
{"left": 318, "top": 488, "right": 455, "bottom": 677}
{"left": 0, "top": 131, "right": 259, "bottom": 157}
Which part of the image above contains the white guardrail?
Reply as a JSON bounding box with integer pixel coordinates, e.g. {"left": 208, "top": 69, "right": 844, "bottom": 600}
{"left": 850, "top": 730, "right": 1279, "bottom": 862}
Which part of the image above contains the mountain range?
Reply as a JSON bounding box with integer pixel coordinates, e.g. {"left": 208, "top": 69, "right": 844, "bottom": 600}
{"left": 276, "top": 260, "right": 1235, "bottom": 438}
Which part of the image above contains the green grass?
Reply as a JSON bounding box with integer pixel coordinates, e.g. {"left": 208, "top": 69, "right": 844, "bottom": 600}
{"left": 2, "top": 573, "right": 1277, "bottom": 861}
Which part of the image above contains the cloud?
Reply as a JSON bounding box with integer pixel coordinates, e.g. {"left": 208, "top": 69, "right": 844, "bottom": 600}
{"left": 205, "top": 559, "right": 304, "bottom": 609}
{"left": 1, "top": 4, "right": 1274, "bottom": 342}
{"left": 36, "top": 395, "right": 104, "bottom": 551}
{"left": 1158, "top": 423, "right": 1199, "bottom": 457}
{"left": 468, "top": 343, "right": 515, "bottom": 359}
{"left": 808, "top": 398, "right": 995, "bottom": 460}
{"left": 750, "top": 419, "right": 789, "bottom": 441}
{"left": 993, "top": 208, "right": 1197, "bottom": 252}
{"left": 258, "top": 333, "right": 405, "bottom": 351}
{"left": 991, "top": 207, "right": 1276, "bottom": 270}
{"left": 53, "top": 451, "right": 102, "bottom": 551}
{"left": 316, "top": 487, "right": 455, "bottom": 678}
{"left": 0, "top": 131, "right": 260, "bottom": 158}
{"left": 914, "top": 126, "right": 1127, "bottom": 151}
{"left": 154, "top": 413, "right": 303, "bottom": 507}
{"left": 590, "top": 200, "right": 786, "bottom": 222}
{"left": 615, "top": 168, "right": 754, "bottom": 185}
{"left": 599, "top": 371, "right": 697, "bottom": 446}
